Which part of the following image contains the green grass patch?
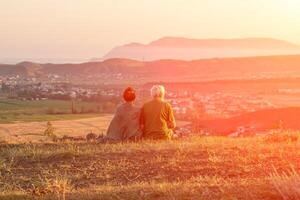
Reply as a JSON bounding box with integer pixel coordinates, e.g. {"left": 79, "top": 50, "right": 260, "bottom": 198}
{"left": 0, "top": 99, "right": 103, "bottom": 123}
{"left": 0, "top": 113, "right": 100, "bottom": 124}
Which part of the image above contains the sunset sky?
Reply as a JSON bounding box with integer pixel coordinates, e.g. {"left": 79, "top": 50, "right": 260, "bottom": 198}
{"left": 0, "top": 0, "right": 300, "bottom": 63}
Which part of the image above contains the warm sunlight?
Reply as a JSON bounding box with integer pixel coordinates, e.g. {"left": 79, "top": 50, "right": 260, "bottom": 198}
{"left": 1, "top": 1, "right": 300, "bottom": 200}
{"left": 282, "top": 0, "right": 300, "bottom": 12}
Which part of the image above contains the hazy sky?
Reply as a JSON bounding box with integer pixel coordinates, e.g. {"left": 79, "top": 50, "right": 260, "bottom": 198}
{"left": 0, "top": 0, "right": 300, "bottom": 63}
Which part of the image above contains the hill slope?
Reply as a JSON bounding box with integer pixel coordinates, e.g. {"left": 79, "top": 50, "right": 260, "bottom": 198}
{"left": 199, "top": 107, "right": 300, "bottom": 135}
{"left": 0, "top": 136, "right": 299, "bottom": 199}
{"left": 2, "top": 55, "right": 300, "bottom": 80}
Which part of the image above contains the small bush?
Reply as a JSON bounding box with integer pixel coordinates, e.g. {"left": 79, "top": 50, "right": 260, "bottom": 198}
{"left": 44, "top": 122, "right": 58, "bottom": 142}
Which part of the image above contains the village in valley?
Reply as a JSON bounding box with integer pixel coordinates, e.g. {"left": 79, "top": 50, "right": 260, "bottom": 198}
{"left": 1, "top": 73, "right": 288, "bottom": 137}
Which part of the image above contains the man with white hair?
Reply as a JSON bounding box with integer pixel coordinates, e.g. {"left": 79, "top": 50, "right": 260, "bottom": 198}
{"left": 140, "top": 85, "right": 176, "bottom": 140}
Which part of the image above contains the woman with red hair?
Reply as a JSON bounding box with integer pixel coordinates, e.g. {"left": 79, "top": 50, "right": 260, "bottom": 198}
{"left": 106, "top": 87, "right": 141, "bottom": 141}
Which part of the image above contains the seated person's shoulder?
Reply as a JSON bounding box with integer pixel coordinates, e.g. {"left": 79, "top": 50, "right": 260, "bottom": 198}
{"left": 116, "top": 103, "right": 125, "bottom": 110}
{"left": 132, "top": 105, "right": 141, "bottom": 112}
{"left": 116, "top": 103, "right": 130, "bottom": 112}
{"left": 164, "top": 101, "right": 172, "bottom": 108}
{"left": 142, "top": 100, "right": 151, "bottom": 108}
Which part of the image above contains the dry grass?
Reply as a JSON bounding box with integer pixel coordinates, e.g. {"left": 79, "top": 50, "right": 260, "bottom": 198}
{"left": 0, "top": 134, "right": 300, "bottom": 199}
{"left": 29, "top": 175, "right": 72, "bottom": 200}
{"left": 270, "top": 166, "right": 300, "bottom": 200}
{"left": 0, "top": 115, "right": 112, "bottom": 143}
{"left": 264, "top": 130, "right": 300, "bottom": 144}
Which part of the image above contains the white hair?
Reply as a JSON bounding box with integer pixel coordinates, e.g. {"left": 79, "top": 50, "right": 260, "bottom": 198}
{"left": 151, "top": 85, "right": 165, "bottom": 99}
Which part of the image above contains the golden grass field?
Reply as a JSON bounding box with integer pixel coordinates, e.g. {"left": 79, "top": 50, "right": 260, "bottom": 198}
{"left": 0, "top": 132, "right": 300, "bottom": 200}
{"left": 0, "top": 115, "right": 113, "bottom": 143}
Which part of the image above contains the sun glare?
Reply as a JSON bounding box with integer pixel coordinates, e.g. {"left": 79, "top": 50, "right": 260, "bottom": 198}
{"left": 2, "top": 1, "right": 300, "bottom": 199}
{"left": 281, "top": 0, "right": 300, "bottom": 14}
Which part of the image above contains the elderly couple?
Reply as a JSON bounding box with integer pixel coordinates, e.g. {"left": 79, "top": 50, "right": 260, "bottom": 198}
{"left": 106, "top": 85, "right": 176, "bottom": 141}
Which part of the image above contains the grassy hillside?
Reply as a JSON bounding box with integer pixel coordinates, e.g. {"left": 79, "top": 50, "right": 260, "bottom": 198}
{"left": 199, "top": 107, "right": 300, "bottom": 135}
{"left": 1, "top": 134, "right": 300, "bottom": 199}
{"left": 0, "top": 99, "right": 102, "bottom": 123}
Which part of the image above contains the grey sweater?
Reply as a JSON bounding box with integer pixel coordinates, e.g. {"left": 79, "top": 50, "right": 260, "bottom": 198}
{"left": 106, "top": 103, "right": 141, "bottom": 140}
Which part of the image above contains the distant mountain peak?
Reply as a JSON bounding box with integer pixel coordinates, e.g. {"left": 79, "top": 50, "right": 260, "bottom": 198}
{"left": 123, "top": 42, "right": 145, "bottom": 47}
{"left": 101, "top": 36, "right": 300, "bottom": 61}
{"left": 149, "top": 37, "right": 300, "bottom": 48}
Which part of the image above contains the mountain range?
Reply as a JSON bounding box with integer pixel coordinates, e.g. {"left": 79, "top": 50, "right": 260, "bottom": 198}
{"left": 2, "top": 55, "right": 300, "bottom": 81}
{"left": 100, "top": 37, "right": 300, "bottom": 61}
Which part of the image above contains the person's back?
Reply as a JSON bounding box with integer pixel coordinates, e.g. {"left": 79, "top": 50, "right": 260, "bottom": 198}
{"left": 140, "top": 85, "right": 176, "bottom": 140}
{"left": 106, "top": 87, "right": 141, "bottom": 141}
{"left": 106, "top": 102, "right": 140, "bottom": 140}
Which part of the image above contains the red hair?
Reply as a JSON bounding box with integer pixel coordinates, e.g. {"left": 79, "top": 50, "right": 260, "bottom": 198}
{"left": 123, "top": 87, "right": 136, "bottom": 102}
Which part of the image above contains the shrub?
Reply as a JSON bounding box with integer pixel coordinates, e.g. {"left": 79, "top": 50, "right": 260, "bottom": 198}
{"left": 44, "top": 121, "right": 58, "bottom": 142}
